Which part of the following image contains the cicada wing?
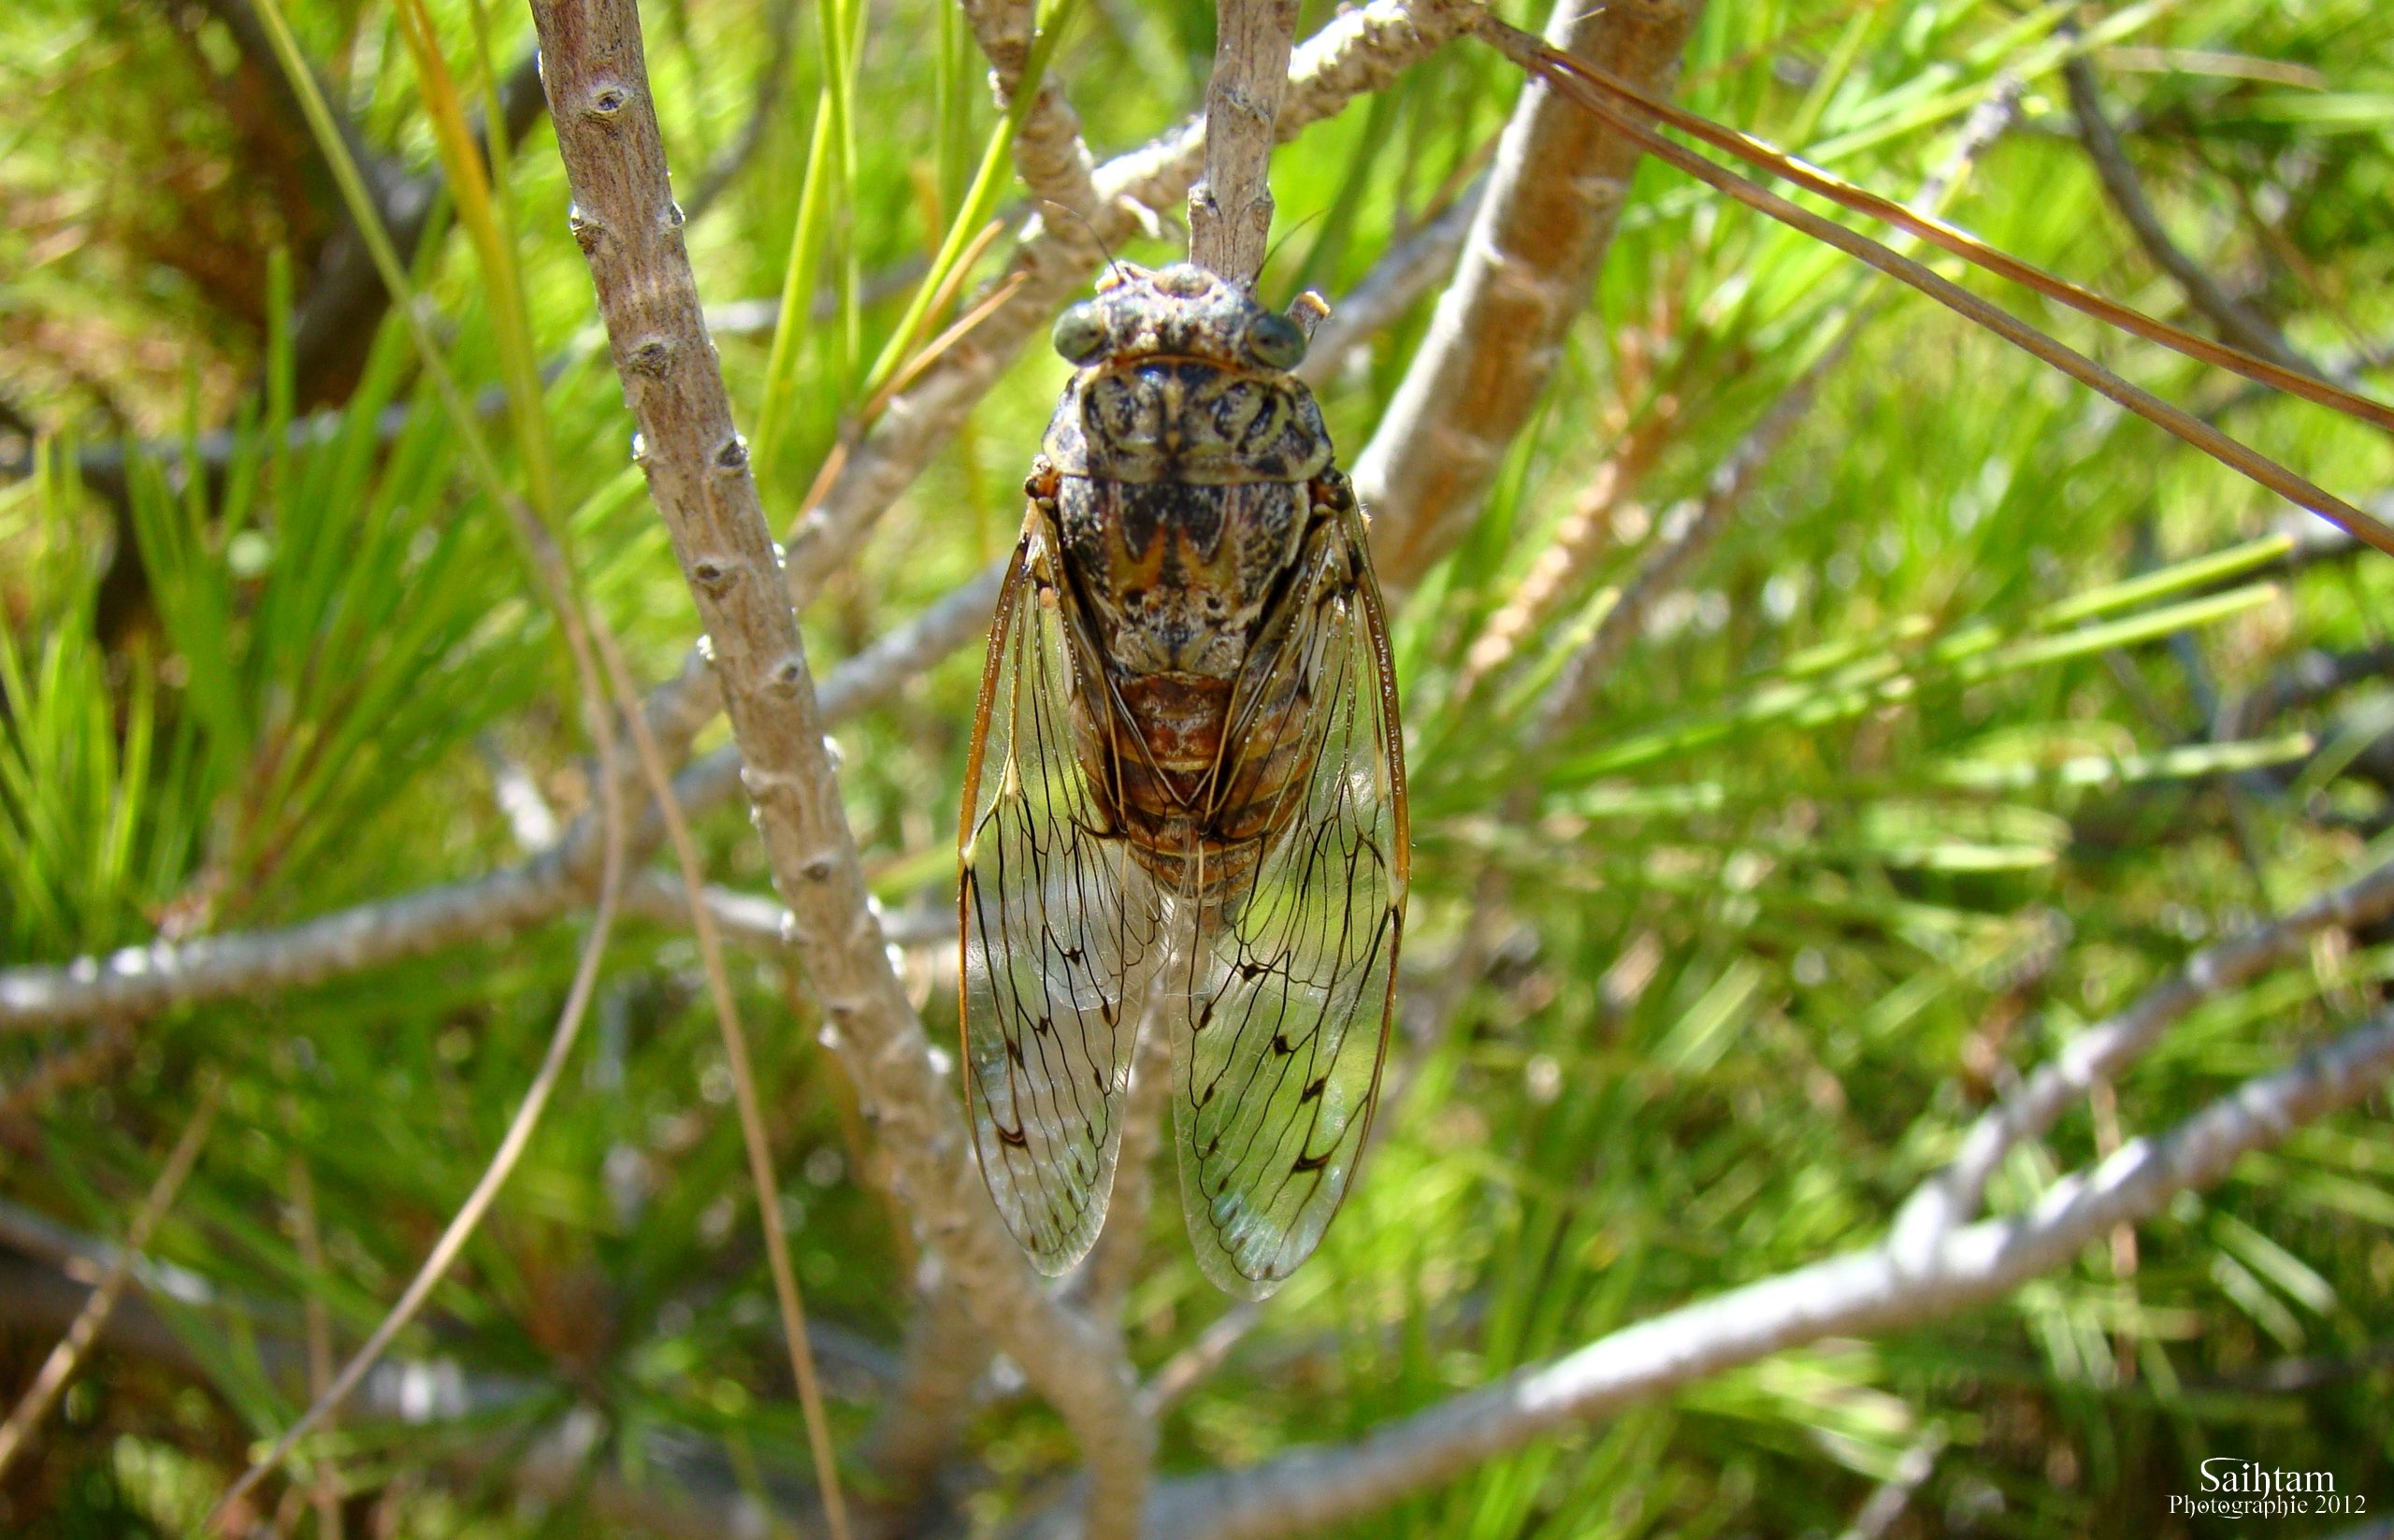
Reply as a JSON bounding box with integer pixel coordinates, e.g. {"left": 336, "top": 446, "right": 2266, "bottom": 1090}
{"left": 1170, "top": 504, "right": 1410, "bottom": 1299}
{"left": 959, "top": 527, "right": 1161, "bottom": 1274}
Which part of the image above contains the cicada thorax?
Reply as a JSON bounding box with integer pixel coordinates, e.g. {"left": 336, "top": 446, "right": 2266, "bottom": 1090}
{"left": 1036, "top": 308, "right": 1341, "bottom": 928}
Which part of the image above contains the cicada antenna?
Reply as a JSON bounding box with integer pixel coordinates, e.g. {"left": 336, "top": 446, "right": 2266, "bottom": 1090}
{"left": 1042, "top": 197, "right": 1132, "bottom": 291}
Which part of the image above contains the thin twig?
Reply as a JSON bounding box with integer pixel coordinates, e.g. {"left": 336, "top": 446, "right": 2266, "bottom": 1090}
{"left": 0, "top": 563, "right": 1000, "bottom": 1033}
{"left": 284, "top": 1154, "right": 346, "bottom": 1540}
{"left": 1524, "top": 302, "right": 1870, "bottom": 748}
{"left": 525, "top": 7, "right": 1151, "bottom": 1537}
{"left": 1516, "top": 79, "right": 2019, "bottom": 735}
{"left": 1510, "top": 25, "right": 2394, "bottom": 439}
{"left": 1834, "top": 1427, "right": 1948, "bottom": 1540}
{"left": 207, "top": 640, "right": 626, "bottom": 1523}
{"left": 1135, "top": 1008, "right": 2394, "bottom": 1540}
{"left": 1890, "top": 856, "right": 2394, "bottom": 1266}
{"left": 1189, "top": 0, "right": 1301, "bottom": 286}
{"left": 778, "top": 0, "right": 1473, "bottom": 604}
{"left": 962, "top": 0, "right": 1103, "bottom": 223}
{"left": 1138, "top": 1303, "right": 1265, "bottom": 1421}
{"left": 0, "top": 1078, "right": 222, "bottom": 1481}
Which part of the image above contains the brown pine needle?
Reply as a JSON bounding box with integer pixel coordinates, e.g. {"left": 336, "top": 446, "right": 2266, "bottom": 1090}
{"left": 586, "top": 619, "right": 856, "bottom": 1540}
{"left": 1466, "top": 12, "right": 2394, "bottom": 561}
{"left": 0, "top": 1078, "right": 224, "bottom": 1481}
{"left": 1517, "top": 30, "right": 2394, "bottom": 439}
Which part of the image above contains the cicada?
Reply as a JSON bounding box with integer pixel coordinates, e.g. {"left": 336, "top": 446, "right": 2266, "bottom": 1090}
{"left": 958, "top": 262, "right": 1409, "bottom": 1299}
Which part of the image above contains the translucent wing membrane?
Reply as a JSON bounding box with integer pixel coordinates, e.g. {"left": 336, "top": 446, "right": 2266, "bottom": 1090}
{"left": 959, "top": 533, "right": 1160, "bottom": 1273}
{"left": 1170, "top": 509, "right": 1409, "bottom": 1299}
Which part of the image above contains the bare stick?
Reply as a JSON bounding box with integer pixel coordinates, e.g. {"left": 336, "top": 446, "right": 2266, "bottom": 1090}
{"left": 962, "top": 0, "right": 1103, "bottom": 222}
{"left": 1524, "top": 288, "right": 1870, "bottom": 747}
{"left": 1190, "top": 0, "right": 1300, "bottom": 286}
{"left": 1835, "top": 1428, "right": 1947, "bottom": 1540}
{"left": 209, "top": 659, "right": 627, "bottom": 1524}
{"left": 0, "top": 1079, "right": 221, "bottom": 1481}
{"left": 524, "top": 7, "right": 1151, "bottom": 1535}
{"left": 1470, "top": 16, "right": 2394, "bottom": 558}
{"left": 1354, "top": 0, "right": 1706, "bottom": 591}
{"left": 1138, "top": 1009, "right": 2394, "bottom": 1540}
{"left": 589, "top": 620, "right": 855, "bottom": 1540}
{"left": 1139, "top": 1303, "right": 1265, "bottom": 1419}
{"left": 2060, "top": 49, "right": 2313, "bottom": 380}
{"left": 1890, "top": 855, "right": 2394, "bottom": 1263}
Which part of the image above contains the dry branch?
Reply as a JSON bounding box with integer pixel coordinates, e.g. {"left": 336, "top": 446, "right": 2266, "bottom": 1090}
{"left": 523, "top": 6, "right": 1149, "bottom": 1535}
{"left": 963, "top": 0, "right": 1103, "bottom": 223}
{"left": 1189, "top": 0, "right": 1301, "bottom": 287}
{"left": 1472, "top": 20, "right": 2394, "bottom": 556}
{"left": 1891, "top": 855, "right": 2394, "bottom": 1262}
{"left": 1132, "top": 1008, "right": 2394, "bottom": 1539}
{"left": 1353, "top": 0, "right": 1706, "bottom": 591}
{"left": 1493, "top": 79, "right": 2019, "bottom": 726}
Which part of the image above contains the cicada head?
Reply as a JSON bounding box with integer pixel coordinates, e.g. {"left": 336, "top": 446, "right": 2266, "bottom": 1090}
{"left": 1043, "top": 264, "right": 1335, "bottom": 485}
{"left": 1052, "top": 263, "right": 1324, "bottom": 378}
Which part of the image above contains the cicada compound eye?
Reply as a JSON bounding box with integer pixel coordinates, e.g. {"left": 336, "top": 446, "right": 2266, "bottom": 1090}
{"left": 1245, "top": 310, "right": 1307, "bottom": 372}
{"left": 1052, "top": 302, "right": 1109, "bottom": 366}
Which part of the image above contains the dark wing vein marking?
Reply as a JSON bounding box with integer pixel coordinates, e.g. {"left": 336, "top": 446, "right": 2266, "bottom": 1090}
{"left": 1170, "top": 503, "right": 1409, "bottom": 1299}
{"left": 959, "top": 527, "right": 1159, "bottom": 1274}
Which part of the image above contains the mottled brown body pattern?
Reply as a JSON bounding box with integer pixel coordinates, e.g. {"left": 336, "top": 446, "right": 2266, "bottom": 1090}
{"left": 959, "top": 264, "right": 1409, "bottom": 1297}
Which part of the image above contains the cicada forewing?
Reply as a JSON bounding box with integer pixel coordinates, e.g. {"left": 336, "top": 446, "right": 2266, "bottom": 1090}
{"left": 959, "top": 526, "right": 1162, "bottom": 1274}
{"left": 1167, "top": 497, "right": 1410, "bottom": 1299}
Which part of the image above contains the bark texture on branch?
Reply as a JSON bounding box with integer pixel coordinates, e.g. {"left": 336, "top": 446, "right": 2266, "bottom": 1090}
{"left": 522, "top": 6, "right": 1147, "bottom": 1534}
{"left": 1189, "top": 0, "right": 1301, "bottom": 287}
{"left": 1893, "top": 855, "right": 2394, "bottom": 1261}
{"left": 1354, "top": 0, "right": 1705, "bottom": 592}
{"left": 963, "top": 0, "right": 1103, "bottom": 223}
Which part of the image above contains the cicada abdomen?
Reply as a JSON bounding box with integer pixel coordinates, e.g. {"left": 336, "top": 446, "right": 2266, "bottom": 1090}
{"left": 959, "top": 262, "right": 1409, "bottom": 1298}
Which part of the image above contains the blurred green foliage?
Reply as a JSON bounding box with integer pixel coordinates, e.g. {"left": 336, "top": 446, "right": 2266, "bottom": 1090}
{"left": 2, "top": 0, "right": 2391, "bottom": 1533}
